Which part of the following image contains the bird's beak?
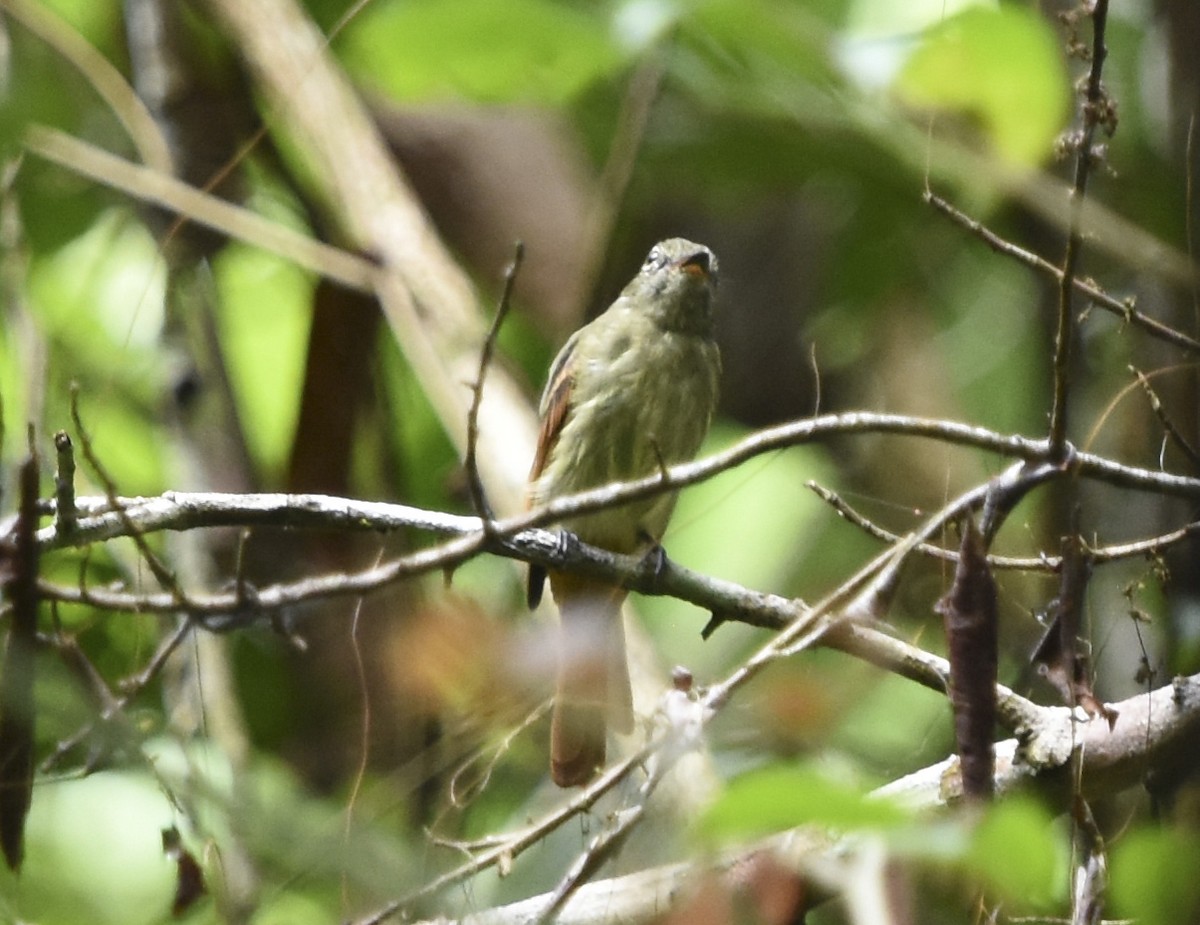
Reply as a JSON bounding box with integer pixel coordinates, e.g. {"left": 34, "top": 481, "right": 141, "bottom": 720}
{"left": 677, "top": 251, "right": 711, "bottom": 279}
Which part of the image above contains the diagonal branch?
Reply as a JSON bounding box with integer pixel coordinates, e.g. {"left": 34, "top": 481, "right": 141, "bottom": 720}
{"left": 925, "top": 191, "right": 1200, "bottom": 355}
{"left": 398, "top": 672, "right": 1200, "bottom": 925}
{"left": 199, "top": 0, "right": 539, "bottom": 514}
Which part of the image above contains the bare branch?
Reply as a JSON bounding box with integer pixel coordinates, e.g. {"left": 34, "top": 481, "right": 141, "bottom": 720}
{"left": 33, "top": 412, "right": 1200, "bottom": 560}
{"left": 23, "top": 127, "right": 377, "bottom": 293}
{"left": 1050, "top": 0, "right": 1113, "bottom": 455}
{"left": 925, "top": 192, "right": 1200, "bottom": 356}
{"left": 21, "top": 402, "right": 1200, "bottom": 629}
{"left": 69, "top": 390, "right": 184, "bottom": 604}
{"left": 398, "top": 674, "right": 1200, "bottom": 925}
{"left": 808, "top": 481, "right": 1200, "bottom": 569}
{"left": 466, "top": 243, "right": 524, "bottom": 528}
{"left": 1130, "top": 366, "right": 1200, "bottom": 469}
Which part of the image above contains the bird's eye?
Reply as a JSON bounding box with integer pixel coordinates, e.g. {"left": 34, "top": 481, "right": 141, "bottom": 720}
{"left": 642, "top": 246, "right": 665, "bottom": 271}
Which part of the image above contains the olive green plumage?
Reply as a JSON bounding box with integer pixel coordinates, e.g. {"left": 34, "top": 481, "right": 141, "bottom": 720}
{"left": 527, "top": 238, "right": 722, "bottom": 786}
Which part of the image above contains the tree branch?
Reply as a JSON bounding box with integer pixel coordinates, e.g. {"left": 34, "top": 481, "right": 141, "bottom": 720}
{"left": 1049, "top": 0, "right": 1112, "bottom": 455}
{"left": 23, "top": 406, "right": 1200, "bottom": 628}
{"left": 29, "top": 411, "right": 1200, "bottom": 558}
{"left": 398, "top": 673, "right": 1200, "bottom": 925}
{"left": 199, "top": 0, "right": 539, "bottom": 515}
{"left": 925, "top": 191, "right": 1200, "bottom": 356}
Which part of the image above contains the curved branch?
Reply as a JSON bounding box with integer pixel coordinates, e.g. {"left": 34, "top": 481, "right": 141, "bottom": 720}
{"left": 926, "top": 191, "right": 1200, "bottom": 356}
{"left": 26, "top": 410, "right": 1200, "bottom": 629}
{"left": 0, "top": 0, "right": 172, "bottom": 172}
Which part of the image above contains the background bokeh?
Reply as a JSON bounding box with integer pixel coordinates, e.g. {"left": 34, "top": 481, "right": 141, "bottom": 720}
{"left": 1, "top": 0, "right": 1198, "bottom": 922}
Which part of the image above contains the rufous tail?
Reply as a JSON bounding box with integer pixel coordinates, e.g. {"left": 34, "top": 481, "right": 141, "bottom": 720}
{"left": 548, "top": 574, "right": 633, "bottom": 787}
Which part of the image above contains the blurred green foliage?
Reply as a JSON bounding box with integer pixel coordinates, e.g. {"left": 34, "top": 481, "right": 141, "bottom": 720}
{"left": 697, "top": 763, "right": 909, "bottom": 840}
{"left": 339, "top": 0, "right": 627, "bottom": 103}
{"left": 896, "top": 5, "right": 1068, "bottom": 165}
{"left": 1110, "top": 827, "right": 1200, "bottom": 925}
{"left": 1, "top": 0, "right": 1197, "bottom": 922}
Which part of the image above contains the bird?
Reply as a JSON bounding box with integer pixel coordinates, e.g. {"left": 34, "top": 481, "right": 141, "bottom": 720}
{"left": 527, "top": 238, "right": 722, "bottom": 786}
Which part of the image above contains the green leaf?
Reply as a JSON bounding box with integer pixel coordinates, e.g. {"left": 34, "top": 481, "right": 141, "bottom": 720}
{"left": 1110, "top": 828, "right": 1200, "bottom": 925}
{"left": 965, "top": 797, "right": 1064, "bottom": 905}
{"left": 894, "top": 5, "right": 1069, "bottom": 165}
{"left": 337, "top": 0, "right": 625, "bottom": 104}
{"left": 0, "top": 771, "right": 179, "bottom": 925}
{"left": 688, "top": 0, "right": 838, "bottom": 89}
{"left": 697, "top": 764, "right": 909, "bottom": 843}
{"left": 213, "top": 240, "right": 312, "bottom": 480}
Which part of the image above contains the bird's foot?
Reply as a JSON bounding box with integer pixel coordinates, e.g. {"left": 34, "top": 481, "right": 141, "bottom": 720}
{"left": 637, "top": 538, "right": 671, "bottom": 591}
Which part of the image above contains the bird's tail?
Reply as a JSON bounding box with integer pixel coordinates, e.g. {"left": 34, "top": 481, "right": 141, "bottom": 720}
{"left": 548, "top": 573, "right": 634, "bottom": 787}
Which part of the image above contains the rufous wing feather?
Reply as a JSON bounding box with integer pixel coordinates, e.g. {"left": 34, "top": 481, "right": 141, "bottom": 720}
{"left": 526, "top": 341, "right": 576, "bottom": 609}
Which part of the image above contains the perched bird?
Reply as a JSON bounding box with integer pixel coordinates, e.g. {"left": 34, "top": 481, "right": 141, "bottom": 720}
{"left": 528, "top": 238, "right": 722, "bottom": 786}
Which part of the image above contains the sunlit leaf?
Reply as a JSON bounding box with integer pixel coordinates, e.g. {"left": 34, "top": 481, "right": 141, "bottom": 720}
{"left": 337, "top": 0, "right": 624, "bottom": 104}
{"left": 213, "top": 240, "right": 313, "bottom": 479}
{"left": 894, "top": 5, "right": 1069, "bottom": 165}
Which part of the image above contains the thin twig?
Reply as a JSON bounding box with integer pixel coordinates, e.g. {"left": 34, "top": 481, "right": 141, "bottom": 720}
{"left": 40, "top": 615, "right": 195, "bottom": 772}
{"left": 0, "top": 0, "right": 172, "bottom": 172}
{"left": 1049, "top": 0, "right": 1112, "bottom": 455}
{"left": 535, "top": 754, "right": 674, "bottom": 924}
{"left": 807, "top": 482, "right": 1040, "bottom": 570}
{"left": 808, "top": 481, "right": 1200, "bottom": 569}
{"left": 1130, "top": 366, "right": 1200, "bottom": 470}
{"left": 69, "top": 387, "right": 185, "bottom": 603}
{"left": 350, "top": 745, "right": 656, "bottom": 925}
{"left": 24, "top": 126, "right": 378, "bottom": 294}
{"left": 52, "top": 431, "right": 77, "bottom": 540}
{"left": 836, "top": 459, "right": 1066, "bottom": 629}
{"left": 924, "top": 192, "right": 1200, "bottom": 355}
{"left": 465, "top": 242, "right": 524, "bottom": 528}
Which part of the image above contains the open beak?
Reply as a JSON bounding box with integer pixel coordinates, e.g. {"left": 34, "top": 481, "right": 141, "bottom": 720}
{"left": 677, "top": 250, "right": 711, "bottom": 279}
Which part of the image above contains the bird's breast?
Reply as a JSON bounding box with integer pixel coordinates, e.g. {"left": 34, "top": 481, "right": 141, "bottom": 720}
{"left": 535, "top": 324, "right": 719, "bottom": 551}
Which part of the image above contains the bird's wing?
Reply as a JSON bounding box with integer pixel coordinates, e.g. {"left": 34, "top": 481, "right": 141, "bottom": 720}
{"left": 527, "top": 329, "right": 580, "bottom": 608}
